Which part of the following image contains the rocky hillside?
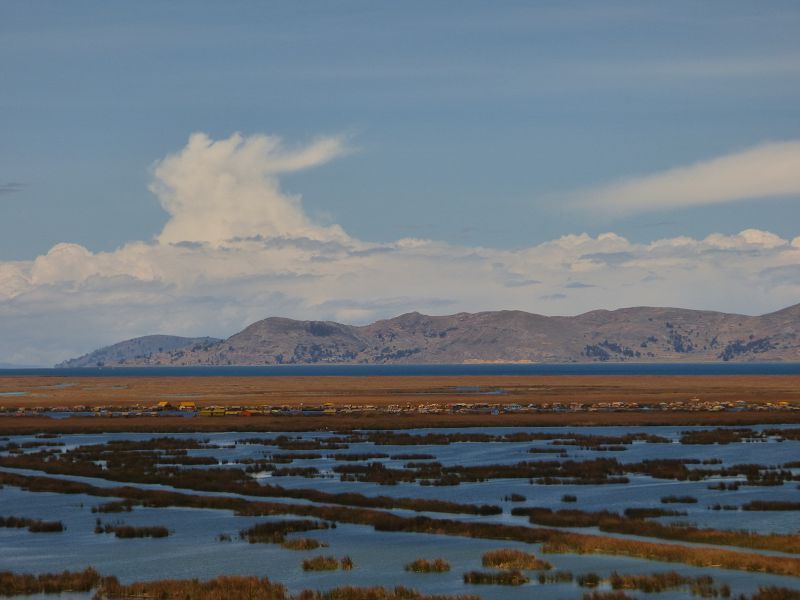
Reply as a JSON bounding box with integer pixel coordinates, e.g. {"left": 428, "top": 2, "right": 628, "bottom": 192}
{"left": 56, "top": 303, "right": 800, "bottom": 367}
{"left": 56, "top": 335, "right": 221, "bottom": 368}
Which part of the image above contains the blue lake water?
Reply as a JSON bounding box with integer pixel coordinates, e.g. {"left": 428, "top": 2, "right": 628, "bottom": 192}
{"left": 2, "top": 426, "right": 800, "bottom": 598}
{"left": 3, "top": 362, "right": 800, "bottom": 377}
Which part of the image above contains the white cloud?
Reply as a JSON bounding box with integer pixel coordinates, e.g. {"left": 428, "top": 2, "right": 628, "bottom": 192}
{"left": 1, "top": 132, "right": 799, "bottom": 366}
{"left": 152, "top": 132, "right": 350, "bottom": 246}
{"left": 577, "top": 140, "right": 800, "bottom": 213}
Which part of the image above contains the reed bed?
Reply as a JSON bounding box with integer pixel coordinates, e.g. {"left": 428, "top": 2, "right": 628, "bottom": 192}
{"left": 462, "top": 570, "right": 529, "bottom": 585}
{"left": 281, "top": 538, "right": 328, "bottom": 550}
{"left": 582, "top": 592, "right": 635, "bottom": 600}
{"left": 481, "top": 549, "right": 551, "bottom": 570}
{"left": 302, "top": 556, "right": 339, "bottom": 571}
{"left": 537, "top": 571, "right": 574, "bottom": 583}
{"left": 0, "top": 568, "right": 105, "bottom": 596}
{"left": 91, "top": 500, "right": 134, "bottom": 513}
{"left": 94, "top": 523, "right": 169, "bottom": 538}
{"left": 661, "top": 495, "right": 698, "bottom": 504}
{"left": 0, "top": 515, "right": 64, "bottom": 533}
{"left": 92, "top": 575, "right": 481, "bottom": 600}
{"left": 608, "top": 571, "right": 729, "bottom": 596}
{"left": 405, "top": 559, "right": 450, "bottom": 573}
{"left": 746, "top": 588, "right": 800, "bottom": 600}
{"left": 301, "top": 556, "right": 354, "bottom": 572}
{"left": 241, "top": 520, "right": 329, "bottom": 544}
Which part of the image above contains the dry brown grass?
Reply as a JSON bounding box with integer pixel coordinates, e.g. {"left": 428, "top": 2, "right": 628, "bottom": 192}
{"left": 2, "top": 374, "right": 800, "bottom": 408}
{"left": 481, "top": 549, "right": 552, "bottom": 570}
{"left": 93, "top": 575, "right": 481, "bottom": 599}
{"left": 3, "top": 374, "right": 800, "bottom": 432}
{"left": 405, "top": 559, "right": 451, "bottom": 573}
{"left": 541, "top": 532, "right": 800, "bottom": 575}
{"left": 2, "top": 409, "right": 800, "bottom": 435}
{"left": 281, "top": 538, "right": 327, "bottom": 550}
{"left": 301, "top": 556, "right": 340, "bottom": 571}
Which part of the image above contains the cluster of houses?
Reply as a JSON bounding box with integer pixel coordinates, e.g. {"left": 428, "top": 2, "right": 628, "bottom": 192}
{"left": 2, "top": 398, "right": 797, "bottom": 418}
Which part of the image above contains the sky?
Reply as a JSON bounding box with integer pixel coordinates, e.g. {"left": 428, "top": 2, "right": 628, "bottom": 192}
{"left": 1, "top": 1, "right": 800, "bottom": 365}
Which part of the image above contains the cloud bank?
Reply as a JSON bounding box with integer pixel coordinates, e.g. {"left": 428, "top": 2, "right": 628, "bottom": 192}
{"left": 577, "top": 140, "right": 800, "bottom": 213}
{"left": 1, "top": 132, "right": 799, "bottom": 366}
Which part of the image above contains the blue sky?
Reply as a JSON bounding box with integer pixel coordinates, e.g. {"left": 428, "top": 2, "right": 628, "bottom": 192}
{"left": 2, "top": 2, "right": 800, "bottom": 364}
{"left": 3, "top": 1, "right": 800, "bottom": 258}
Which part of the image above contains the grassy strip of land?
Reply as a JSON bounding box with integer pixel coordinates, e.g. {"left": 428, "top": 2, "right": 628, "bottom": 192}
{"left": 541, "top": 532, "right": 800, "bottom": 576}
{"left": 514, "top": 507, "right": 800, "bottom": 554}
{"left": 0, "top": 569, "right": 480, "bottom": 599}
{"left": 4, "top": 410, "right": 800, "bottom": 435}
{"left": 374, "top": 517, "right": 800, "bottom": 577}
{"left": 2, "top": 470, "right": 800, "bottom": 577}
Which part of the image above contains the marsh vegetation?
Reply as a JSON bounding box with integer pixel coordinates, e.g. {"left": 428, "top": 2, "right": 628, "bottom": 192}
{"left": 3, "top": 422, "right": 800, "bottom": 598}
{"left": 0, "top": 515, "right": 63, "bottom": 533}
{"left": 405, "top": 559, "right": 450, "bottom": 573}
{"left": 480, "top": 549, "right": 551, "bottom": 570}
{"left": 301, "top": 556, "right": 353, "bottom": 572}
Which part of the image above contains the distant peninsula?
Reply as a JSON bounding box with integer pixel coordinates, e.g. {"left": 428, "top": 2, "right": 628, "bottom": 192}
{"left": 54, "top": 303, "right": 800, "bottom": 368}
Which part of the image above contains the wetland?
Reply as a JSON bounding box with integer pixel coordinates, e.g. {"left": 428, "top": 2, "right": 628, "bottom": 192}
{"left": 2, "top": 423, "right": 800, "bottom": 598}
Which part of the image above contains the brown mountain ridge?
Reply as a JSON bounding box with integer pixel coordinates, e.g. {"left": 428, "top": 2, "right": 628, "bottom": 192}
{"left": 55, "top": 303, "right": 800, "bottom": 367}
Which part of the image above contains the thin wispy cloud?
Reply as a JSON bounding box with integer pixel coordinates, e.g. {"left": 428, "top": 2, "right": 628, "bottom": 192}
{"left": 576, "top": 141, "right": 800, "bottom": 214}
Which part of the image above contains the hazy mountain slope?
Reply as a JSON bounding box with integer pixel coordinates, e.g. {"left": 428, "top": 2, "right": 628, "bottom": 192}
{"left": 58, "top": 303, "right": 800, "bottom": 367}
{"left": 181, "top": 318, "right": 372, "bottom": 366}
{"left": 358, "top": 310, "right": 583, "bottom": 363}
{"left": 56, "top": 335, "right": 222, "bottom": 368}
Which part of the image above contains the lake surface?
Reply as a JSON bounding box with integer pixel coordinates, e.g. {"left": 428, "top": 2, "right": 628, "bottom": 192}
{"left": 2, "top": 425, "right": 800, "bottom": 598}
{"left": 3, "top": 362, "right": 800, "bottom": 377}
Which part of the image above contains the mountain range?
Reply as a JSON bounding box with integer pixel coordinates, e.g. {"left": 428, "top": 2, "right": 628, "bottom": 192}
{"left": 55, "top": 303, "right": 800, "bottom": 367}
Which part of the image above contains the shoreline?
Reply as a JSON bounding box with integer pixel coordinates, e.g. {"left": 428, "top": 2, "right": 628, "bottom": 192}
{"left": 3, "top": 411, "right": 800, "bottom": 434}
{"left": 3, "top": 374, "right": 800, "bottom": 404}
